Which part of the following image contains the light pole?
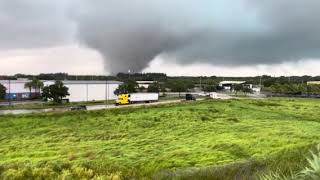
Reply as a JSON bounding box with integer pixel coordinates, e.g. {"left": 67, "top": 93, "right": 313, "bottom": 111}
{"left": 259, "top": 76, "right": 262, "bottom": 87}
{"left": 86, "top": 83, "right": 88, "bottom": 102}
{"left": 200, "top": 76, "right": 202, "bottom": 91}
{"left": 107, "top": 81, "right": 109, "bottom": 106}
{"left": 105, "top": 79, "right": 109, "bottom": 106}
{"left": 8, "top": 79, "right": 11, "bottom": 106}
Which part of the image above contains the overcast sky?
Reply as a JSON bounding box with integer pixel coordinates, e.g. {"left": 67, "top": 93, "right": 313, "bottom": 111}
{"left": 1, "top": 0, "right": 320, "bottom": 76}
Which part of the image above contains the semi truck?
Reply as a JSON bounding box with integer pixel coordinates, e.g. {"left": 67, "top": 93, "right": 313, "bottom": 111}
{"left": 116, "top": 93, "right": 159, "bottom": 105}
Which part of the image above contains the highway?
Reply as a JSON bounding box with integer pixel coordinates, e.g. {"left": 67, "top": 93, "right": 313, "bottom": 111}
{"left": 0, "top": 99, "right": 185, "bottom": 115}
{"left": 0, "top": 92, "right": 235, "bottom": 115}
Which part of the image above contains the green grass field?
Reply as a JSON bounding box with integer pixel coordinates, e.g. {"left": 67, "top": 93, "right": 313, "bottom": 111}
{"left": 1, "top": 98, "right": 320, "bottom": 179}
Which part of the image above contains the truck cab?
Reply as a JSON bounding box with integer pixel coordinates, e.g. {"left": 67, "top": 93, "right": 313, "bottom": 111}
{"left": 186, "top": 94, "right": 196, "bottom": 101}
{"left": 116, "top": 94, "right": 130, "bottom": 105}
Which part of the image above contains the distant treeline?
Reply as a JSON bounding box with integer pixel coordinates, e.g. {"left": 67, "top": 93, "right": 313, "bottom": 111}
{"left": 264, "top": 83, "right": 320, "bottom": 95}
{"left": 1, "top": 73, "right": 320, "bottom": 88}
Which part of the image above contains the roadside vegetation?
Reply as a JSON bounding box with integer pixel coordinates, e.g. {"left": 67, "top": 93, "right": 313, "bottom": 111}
{"left": 24, "top": 79, "right": 44, "bottom": 99}
{"left": 264, "top": 83, "right": 320, "bottom": 95}
{"left": 42, "top": 81, "right": 70, "bottom": 104}
{"left": 0, "top": 83, "right": 6, "bottom": 100}
{"left": 260, "top": 145, "right": 320, "bottom": 180}
{"left": 1, "top": 98, "right": 320, "bottom": 179}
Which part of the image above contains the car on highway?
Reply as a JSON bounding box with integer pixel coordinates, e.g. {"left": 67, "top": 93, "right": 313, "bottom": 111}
{"left": 70, "top": 105, "right": 87, "bottom": 111}
{"left": 186, "top": 94, "right": 196, "bottom": 101}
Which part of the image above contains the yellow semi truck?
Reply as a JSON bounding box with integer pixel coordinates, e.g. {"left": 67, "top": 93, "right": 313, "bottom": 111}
{"left": 116, "top": 93, "right": 159, "bottom": 105}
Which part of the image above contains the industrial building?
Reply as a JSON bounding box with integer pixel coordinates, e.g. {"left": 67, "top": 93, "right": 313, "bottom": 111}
{"left": 136, "top": 81, "right": 157, "bottom": 89}
{"left": 0, "top": 79, "right": 39, "bottom": 100}
{"left": 43, "top": 80, "right": 122, "bottom": 102}
{"left": 219, "top": 81, "right": 247, "bottom": 91}
{"left": 0, "top": 79, "right": 122, "bottom": 102}
{"left": 307, "top": 81, "right": 320, "bottom": 85}
{"left": 218, "top": 81, "right": 259, "bottom": 92}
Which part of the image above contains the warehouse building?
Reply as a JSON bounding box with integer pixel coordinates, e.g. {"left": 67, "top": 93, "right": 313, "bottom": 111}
{"left": 0, "top": 79, "right": 39, "bottom": 100}
{"left": 219, "top": 81, "right": 247, "bottom": 90}
{"left": 0, "top": 80, "right": 122, "bottom": 102}
{"left": 219, "top": 81, "right": 256, "bottom": 92}
{"left": 43, "top": 80, "right": 123, "bottom": 102}
{"left": 307, "top": 81, "right": 320, "bottom": 85}
{"left": 136, "top": 81, "right": 157, "bottom": 89}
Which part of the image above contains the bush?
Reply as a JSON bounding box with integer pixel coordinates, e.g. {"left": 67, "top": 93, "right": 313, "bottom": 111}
{"left": 260, "top": 145, "right": 320, "bottom": 180}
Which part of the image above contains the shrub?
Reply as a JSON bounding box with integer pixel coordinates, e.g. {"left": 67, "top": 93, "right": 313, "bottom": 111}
{"left": 299, "top": 145, "right": 320, "bottom": 179}
{"left": 226, "top": 117, "right": 240, "bottom": 123}
{"left": 200, "top": 116, "right": 210, "bottom": 121}
{"left": 260, "top": 145, "right": 320, "bottom": 180}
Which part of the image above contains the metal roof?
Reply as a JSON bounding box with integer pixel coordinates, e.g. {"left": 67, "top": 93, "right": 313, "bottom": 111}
{"left": 56, "top": 80, "right": 123, "bottom": 85}
{"left": 136, "top": 81, "right": 156, "bottom": 84}
{"left": 307, "top": 81, "right": 320, "bottom": 85}
{"left": 0, "top": 80, "right": 31, "bottom": 84}
{"left": 219, "top": 81, "right": 246, "bottom": 85}
{"left": 0, "top": 80, "right": 123, "bottom": 85}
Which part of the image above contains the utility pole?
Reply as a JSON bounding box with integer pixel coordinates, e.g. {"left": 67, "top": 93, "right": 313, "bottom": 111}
{"left": 128, "top": 69, "right": 131, "bottom": 80}
{"left": 86, "top": 83, "right": 88, "bottom": 102}
{"left": 259, "top": 76, "right": 262, "bottom": 87}
{"left": 107, "top": 81, "right": 109, "bottom": 106}
{"left": 105, "top": 80, "right": 109, "bottom": 106}
{"left": 127, "top": 69, "right": 131, "bottom": 93}
{"left": 8, "top": 79, "right": 11, "bottom": 106}
{"left": 105, "top": 80, "right": 108, "bottom": 106}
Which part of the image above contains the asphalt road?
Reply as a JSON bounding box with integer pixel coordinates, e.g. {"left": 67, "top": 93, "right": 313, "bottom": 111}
{"left": 0, "top": 99, "right": 185, "bottom": 115}
{"left": 0, "top": 92, "right": 235, "bottom": 115}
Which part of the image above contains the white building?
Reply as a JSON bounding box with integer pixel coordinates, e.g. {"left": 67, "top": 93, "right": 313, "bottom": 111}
{"left": 0, "top": 79, "right": 122, "bottom": 102}
{"left": 307, "top": 81, "right": 320, "bottom": 85}
{"left": 44, "top": 80, "right": 122, "bottom": 102}
{"left": 0, "top": 79, "right": 38, "bottom": 100}
{"left": 219, "top": 81, "right": 257, "bottom": 92}
{"left": 252, "top": 85, "right": 262, "bottom": 93}
{"left": 136, "top": 81, "right": 156, "bottom": 89}
{"left": 219, "top": 81, "right": 246, "bottom": 90}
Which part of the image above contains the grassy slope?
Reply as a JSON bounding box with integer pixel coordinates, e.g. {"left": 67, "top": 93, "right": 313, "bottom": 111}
{"left": 1, "top": 98, "right": 320, "bottom": 179}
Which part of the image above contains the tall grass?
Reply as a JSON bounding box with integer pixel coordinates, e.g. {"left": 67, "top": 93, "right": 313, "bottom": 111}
{"left": 1, "top": 98, "right": 320, "bottom": 179}
{"left": 260, "top": 145, "right": 320, "bottom": 180}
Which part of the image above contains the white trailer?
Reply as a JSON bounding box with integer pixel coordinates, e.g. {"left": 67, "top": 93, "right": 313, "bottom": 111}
{"left": 209, "top": 92, "right": 217, "bottom": 99}
{"left": 129, "top": 93, "right": 159, "bottom": 103}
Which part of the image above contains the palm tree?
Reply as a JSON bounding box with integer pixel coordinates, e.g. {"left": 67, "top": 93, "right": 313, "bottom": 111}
{"left": 24, "top": 79, "right": 44, "bottom": 99}
{"left": 32, "top": 79, "right": 44, "bottom": 94}
{"left": 31, "top": 79, "right": 44, "bottom": 98}
{"left": 24, "top": 81, "right": 33, "bottom": 98}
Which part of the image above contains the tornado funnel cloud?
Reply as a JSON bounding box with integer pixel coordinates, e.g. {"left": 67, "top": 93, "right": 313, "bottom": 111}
{"left": 73, "top": 0, "right": 320, "bottom": 74}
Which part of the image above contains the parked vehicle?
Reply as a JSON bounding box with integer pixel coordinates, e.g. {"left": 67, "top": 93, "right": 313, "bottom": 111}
{"left": 70, "top": 105, "right": 87, "bottom": 111}
{"left": 198, "top": 92, "right": 209, "bottom": 97}
{"left": 186, "top": 94, "right": 196, "bottom": 101}
{"left": 116, "top": 93, "right": 159, "bottom": 105}
{"left": 209, "top": 92, "right": 218, "bottom": 99}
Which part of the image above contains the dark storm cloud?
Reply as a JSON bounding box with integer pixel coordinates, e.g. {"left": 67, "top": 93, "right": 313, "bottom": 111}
{"left": 73, "top": 0, "right": 320, "bottom": 73}
{"left": 0, "top": 0, "right": 74, "bottom": 49}
{"left": 1, "top": 0, "right": 320, "bottom": 73}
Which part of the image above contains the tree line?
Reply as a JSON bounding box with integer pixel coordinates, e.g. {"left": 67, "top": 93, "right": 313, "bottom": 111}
{"left": 2, "top": 73, "right": 320, "bottom": 101}
{"left": 263, "top": 83, "right": 320, "bottom": 95}
{"left": 2, "top": 73, "right": 320, "bottom": 87}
